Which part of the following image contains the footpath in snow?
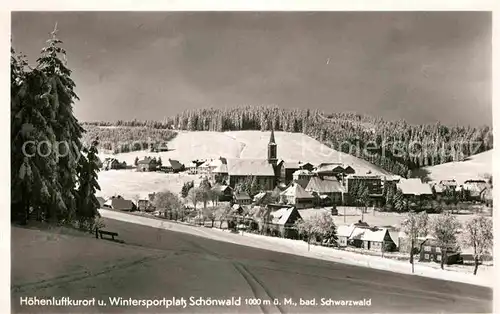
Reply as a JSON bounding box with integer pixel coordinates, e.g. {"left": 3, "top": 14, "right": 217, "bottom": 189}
{"left": 99, "top": 209, "right": 493, "bottom": 288}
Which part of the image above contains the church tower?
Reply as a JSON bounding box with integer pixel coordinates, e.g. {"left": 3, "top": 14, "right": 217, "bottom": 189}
{"left": 268, "top": 128, "right": 278, "bottom": 166}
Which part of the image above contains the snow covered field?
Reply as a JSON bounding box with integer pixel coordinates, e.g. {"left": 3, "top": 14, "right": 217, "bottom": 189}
{"left": 423, "top": 149, "right": 492, "bottom": 184}
{"left": 96, "top": 170, "right": 201, "bottom": 199}
{"left": 99, "top": 209, "right": 493, "bottom": 288}
{"left": 99, "top": 130, "right": 390, "bottom": 175}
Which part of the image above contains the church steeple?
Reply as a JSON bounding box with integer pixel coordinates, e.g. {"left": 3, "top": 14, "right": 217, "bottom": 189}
{"left": 268, "top": 128, "right": 277, "bottom": 165}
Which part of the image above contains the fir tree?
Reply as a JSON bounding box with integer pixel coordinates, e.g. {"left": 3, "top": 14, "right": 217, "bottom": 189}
{"left": 36, "top": 25, "right": 84, "bottom": 221}
{"left": 76, "top": 137, "right": 101, "bottom": 228}
{"left": 11, "top": 48, "right": 59, "bottom": 223}
{"left": 394, "top": 189, "right": 406, "bottom": 212}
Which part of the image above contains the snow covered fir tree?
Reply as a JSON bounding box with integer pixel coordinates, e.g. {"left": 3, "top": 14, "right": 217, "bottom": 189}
{"left": 11, "top": 26, "right": 101, "bottom": 229}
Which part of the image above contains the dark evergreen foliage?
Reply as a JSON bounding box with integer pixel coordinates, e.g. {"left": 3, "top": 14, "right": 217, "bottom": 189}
{"left": 83, "top": 105, "right": 492, "bottom": 177}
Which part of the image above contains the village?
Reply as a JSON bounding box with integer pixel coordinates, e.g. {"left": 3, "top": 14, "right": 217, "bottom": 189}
{"left": 97, "top": 130, "right": 493, "bottom": 271}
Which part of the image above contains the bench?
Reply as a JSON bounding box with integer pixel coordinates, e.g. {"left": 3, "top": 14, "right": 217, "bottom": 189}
{"left": 97, "top": 229, "right": 119, "bottom": 241}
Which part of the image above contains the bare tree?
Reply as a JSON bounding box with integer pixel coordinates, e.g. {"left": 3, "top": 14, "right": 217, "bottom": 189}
{"left": 401, "top": 211, "right": 429, "bottom": 273}
{"left": 214, "top": 204, "right": 232, "bottom": 229}
{"left": 461, "top": 216, "right": 493, "bottom": 275}
{"left": 152, "top": 190, "right": 182, "bottom": 219}
{"left": 187, "top": 187, "right": 201, "bottom": 210}
{"left": 430, "top": 212, "right": 462, "bottom": 270}
{"left": 295, "top": 212, "right": 337, "bottom": 251}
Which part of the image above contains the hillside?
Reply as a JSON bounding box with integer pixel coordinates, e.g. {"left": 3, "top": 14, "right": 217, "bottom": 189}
{"left": 99, "top": 130, "right": 391, "bottom": 175}
{"left": 421, "top": 149, "right": 492, "bottom": 184}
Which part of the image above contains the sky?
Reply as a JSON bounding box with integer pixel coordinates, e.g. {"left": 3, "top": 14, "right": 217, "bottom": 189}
{"left": 11, "top": 11, "right": 491, "bottom": 126}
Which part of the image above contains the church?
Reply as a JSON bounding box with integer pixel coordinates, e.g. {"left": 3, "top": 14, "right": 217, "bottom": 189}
{"left": 212, "top": 129, "right": 281, "bottom": 190}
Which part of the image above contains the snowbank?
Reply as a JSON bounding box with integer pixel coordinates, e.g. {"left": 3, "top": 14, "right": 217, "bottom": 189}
{"left": 99, "top": 209, "right": 493, "bottom": 288}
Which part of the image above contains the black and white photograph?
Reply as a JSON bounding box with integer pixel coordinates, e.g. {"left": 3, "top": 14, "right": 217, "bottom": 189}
{"left": 9, "top": 7, "right": 495, "bottom": 314}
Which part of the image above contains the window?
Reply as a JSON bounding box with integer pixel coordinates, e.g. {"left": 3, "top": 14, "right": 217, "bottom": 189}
{"left": 437, "top": 255, "right": 441, "bottom": 261}
{"left": 424, "top": 254, "right": 429, "bottom": 259}
{"left": 436, "top": 247, "right": 441, "bottom": 253}
{"left": 424, "top": 246, "right": 431, "bottom": 252}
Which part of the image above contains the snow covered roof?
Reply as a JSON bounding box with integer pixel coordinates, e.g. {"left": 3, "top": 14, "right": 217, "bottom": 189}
{"left": 361, "top": 228, "right": 390, "bottom": 242}
{"left": 252, "top": 192, "right": 268, "bottom": 203}
{"left": 337, "top": 225, "right": 356, "bottom": 238}
{"left": 397, "top": 178, "right": 432, "bottom": 196}
{"left": 281, "top": 182, "right": 314, "bottom": 199}
{"left": 350, "top": 227, "right": 366, "bottom": 240}
{"left": 226, "top": 158, "right": 275, "bottom": 176}
{"left": 293, "top": 169, "right": 312, "bottom": 176}
{"left": 306, "top": 176, "right": 343, "bottom": 193}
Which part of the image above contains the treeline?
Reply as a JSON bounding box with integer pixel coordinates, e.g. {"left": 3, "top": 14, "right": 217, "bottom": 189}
{"left": 82, "top": 125, "right": 177, "bottom": 153}
{"left": 82, "top": 119, "right": 172, "bottom": 129}
{"left": 86, "top": 106, "right": 491, "bottom": 177}
{"left": 11, "top": 28, "right": 100, "bottom": 228}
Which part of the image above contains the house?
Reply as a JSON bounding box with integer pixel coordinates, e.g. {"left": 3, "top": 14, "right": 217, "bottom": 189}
{"left": 253, "top": 191, "right": 277, "bottom": 206}
{"left": 347, "top": 225, "right": 370, "bottom": 248}
{"left": 305, "top": 176, "right": 344, "bottom": 206}
{"left": 211, "top": 184, "right": 233, "bottom": 202}
{"left": 462, "top": 179, "right": 489, "bottom": 200}
{"left": 268, "top": 207, "right": 302, "bottom": 238}
{"left": 419, "top": 238, "right": 462, "bottom": 265}
{"left": 136, "top": 157, "right": 158, "bottom": 172}
{"left": 280, "top": 181, "right": 315, "bottom": 209}
{"left": 360, "top": 227, "right": 397, "bottom": 252}
{"left": 102, "top": 158, "right": 125, "bottom": 170}
{"left": 161, "top": 159, "right": 184, "bottom": 173}
{"left": 292, "top": 169, "right": 314, "bottom": 182}
{"left": 137, "top": 199, "right": 155, "bottom": 212}
{"left": 186, "top": 161, "right": 199, "bottom": 174}
{"left": 299, "top": 162, "right": 315, "bottom": 172}
{"left": 103, "top": 196, "right": 136, "bottom": 211}
{"left": 337, "top": 224, "right": 356, "bottom": 247}
{"left": 233, "top": 192, "right": 252, "bottom": 205}
{"left": 212, "top": 160, "right": 229, "bottom": 182}
{"left": 397, "top": 178, "right": 433, "bottom": 200}
{"left": 198, "top": 160, "right": 212, "bottom": 174}
{"left": 439, "top": 179, "right": 458, "bottom": 190}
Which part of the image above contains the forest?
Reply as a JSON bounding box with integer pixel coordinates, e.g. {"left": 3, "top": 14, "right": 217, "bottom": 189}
{"left": 82, "top": 125, "right": 177, "bottom": 154}
{"left": 83, "top": 105, "right": 493, "bottom": 177}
